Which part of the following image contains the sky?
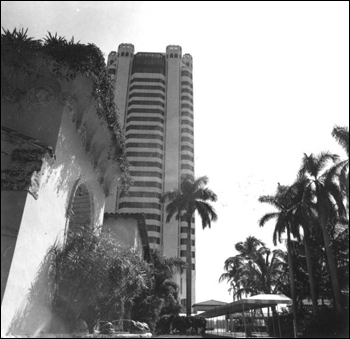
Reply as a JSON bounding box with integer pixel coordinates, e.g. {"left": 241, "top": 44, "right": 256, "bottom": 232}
{"left": 1, "top": 1, "right": 349, "bottom": 303}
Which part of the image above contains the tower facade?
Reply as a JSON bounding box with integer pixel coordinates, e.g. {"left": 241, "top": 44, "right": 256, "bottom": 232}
{"left": 107, "top": 44, "right": 195, "bottom": 309}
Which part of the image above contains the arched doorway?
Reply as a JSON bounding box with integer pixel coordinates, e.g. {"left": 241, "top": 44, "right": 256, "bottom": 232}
{"left": 66, "top": 182, "right": 94, "bottom": 237}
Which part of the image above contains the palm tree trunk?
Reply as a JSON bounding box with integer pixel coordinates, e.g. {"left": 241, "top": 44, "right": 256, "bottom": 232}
{"left": 186, "top": 218, "right": 192, "bottom": 316}
{"left": 318, "top": 208, "right": 344, "bottom": 315}
{"left": 303, "top": 227, "right": 318, "bottom": 315}
{"left": 286, "top": 227, "right": 298, "bottom": 338}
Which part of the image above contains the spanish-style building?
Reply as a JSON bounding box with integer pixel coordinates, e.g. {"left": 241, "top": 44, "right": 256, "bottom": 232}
{"left": 1, "top": 40, "right": 149, "bottom": 336}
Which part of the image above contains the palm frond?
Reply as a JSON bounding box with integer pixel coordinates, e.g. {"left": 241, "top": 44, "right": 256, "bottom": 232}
{"left": 273, "top": 215, "right": 287, "bottom": 246}
{"left": 219, "top": 272, "right": 233, "bottom": 283}
{"left": 258, "top": 212, "right": 279, "bottom": 227}
{"left": 316, "top": 151, "right": 339, "bottom": 175}
{"left": 43, "top": 31, "right": 68, "bottom": 46}
{"left": 195, "top": 187, "right": 218, "bottom": 202}
{"left": 160, "top": 189, "right": 180, "bottom": 204}
{"left": 258, "top": 195, "right": 283, "bottom": 210}
{"left": 179, "top": 174, "right": 195, "bottom": 195}
{"left": 332, "top": 125, "right": 349, "bottom": 157}
{"left": 298, "top": 153, "right": 317, "bottom": 178}
{"left": 193, "top": 175, "right": 209, "bottom": 190}
{"left": 223, "top": 256, "right": 244, "bottom": 271}
{"left": 326, "top": 181, "right": 346, "bottom": 217}
{"left": 164, "top": 195, "right": 187, "bottom": 222}
{"left": 339, "top": 161, "right": 349, "bottom": 179}
{"left": 195, "top": 200, "right": 217, "bottom": 228}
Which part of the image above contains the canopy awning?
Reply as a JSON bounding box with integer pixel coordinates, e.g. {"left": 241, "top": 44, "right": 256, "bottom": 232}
{"left": 197, "top": 294, "right": 292, "bottom": 318}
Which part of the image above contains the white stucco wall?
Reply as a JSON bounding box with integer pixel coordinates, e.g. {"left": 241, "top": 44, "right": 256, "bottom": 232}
{"left": 1, "top": 101, "right": 106, "bottom": 336}
{"left": 103, "top": 216, "right": 141, "bottom": 253}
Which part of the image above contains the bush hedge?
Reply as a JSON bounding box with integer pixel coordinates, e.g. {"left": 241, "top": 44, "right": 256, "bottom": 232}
{"left": 156, "top": 315, "right": 206, "bottom": 335}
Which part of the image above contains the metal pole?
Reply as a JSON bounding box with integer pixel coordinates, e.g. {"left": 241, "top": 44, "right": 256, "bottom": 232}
{"left": 277, "top": 310, "right": 282, "bottom": 338}
{"left": 231, "top": 300, "right": 235, "bottom": 338}
{"left": 272, "top": 306, "right": 276, "bottom": 337}
{"left": 242, "top": 302, "right": 247, "bottom": 336}
{"left": 293, "top": 319, "right": 297, "bottom": 338}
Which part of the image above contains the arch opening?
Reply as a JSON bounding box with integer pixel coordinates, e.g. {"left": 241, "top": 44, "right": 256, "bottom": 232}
{"left": 66, "top": 182, "right": 94, "bottom": 237}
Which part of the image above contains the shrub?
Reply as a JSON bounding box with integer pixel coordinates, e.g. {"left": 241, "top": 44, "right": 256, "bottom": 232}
{"left": 156, "top": 315, "right": 207, "bottom": 335}
{"left": 156, "top": 315, "right": 172, "bottom": 335}
{"left": 11, "top": 227, "right": 149, "bottom": 334}
{"left": 131, "top": 252, "right": 184, "bottom": 332}
{"left": 300, "top": 306, "right": 349, "bottom": 338}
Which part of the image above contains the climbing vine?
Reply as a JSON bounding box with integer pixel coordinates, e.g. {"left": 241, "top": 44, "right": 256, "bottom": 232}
{"left": 1, "top": 28, "right": 132, "bottom": 192}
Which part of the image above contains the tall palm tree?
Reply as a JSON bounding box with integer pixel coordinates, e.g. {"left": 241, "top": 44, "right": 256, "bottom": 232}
{"left": 258, "top": 184, "right": 298, "bottom": 336}
{"left": 161, "top": 174, "right": 217, "bottom": 316}
{"left": 288, "top": 179, "right": 319, "bottom": 315}
{"left": 298, "top": 152, "right": 346, "bottom": 315}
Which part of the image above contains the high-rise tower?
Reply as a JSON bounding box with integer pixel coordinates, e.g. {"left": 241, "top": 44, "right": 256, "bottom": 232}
{"left": 107, "top": 44, "right": 195, "bottom": 309}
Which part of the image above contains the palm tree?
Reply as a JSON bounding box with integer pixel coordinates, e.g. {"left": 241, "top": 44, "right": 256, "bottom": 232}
{"left": 161, "top": 174, "right": 218, "bottom": 316}
{"left": 130, "top": 252, "right": 186, "bottom": 331}
{"left": 331, "top": 125, "right": 349, "bottom": 203}
{"left": 220, "top": 237, "right": 285, "bottom": 298}
{"left": 151, "top": 252, "right": 186, "bottom": 314}
{"left": 288, "top": 179, "right": 319, "bottom": 315}
{"left": 18, "top": 227, "right": 149, "bottom": 333}
{"left": 219, "top": 255, "right": 245, "bottom": 301}
{"left": 235, "top": 236, "right": 266, "bottom": 258}
{"left": 298, "top": 152, "right": 346, "bottom": 315}
{"left": 258, "top": 184, "right": 298, "bottom": 336}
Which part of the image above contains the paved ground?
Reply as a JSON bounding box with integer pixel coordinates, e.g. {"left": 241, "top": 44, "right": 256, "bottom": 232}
{"left": 154, "top": 332, "right": 272, "bottom": 338}
{"left": 154, "top": 336, "right": 203, "bottom": 338}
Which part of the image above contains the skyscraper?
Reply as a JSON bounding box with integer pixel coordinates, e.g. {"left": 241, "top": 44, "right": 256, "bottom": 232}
{"left": 107, "top": 44, "right": 195, "bottom": 308}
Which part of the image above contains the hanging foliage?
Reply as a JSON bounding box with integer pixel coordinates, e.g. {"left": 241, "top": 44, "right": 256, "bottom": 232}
{"left": 1, "top": 28, "right": 132, "bottom": 192}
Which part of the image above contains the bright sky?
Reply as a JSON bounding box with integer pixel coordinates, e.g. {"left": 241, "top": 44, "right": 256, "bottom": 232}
{"left": 2, "top": 1, "right": 349, "bottom": 303}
